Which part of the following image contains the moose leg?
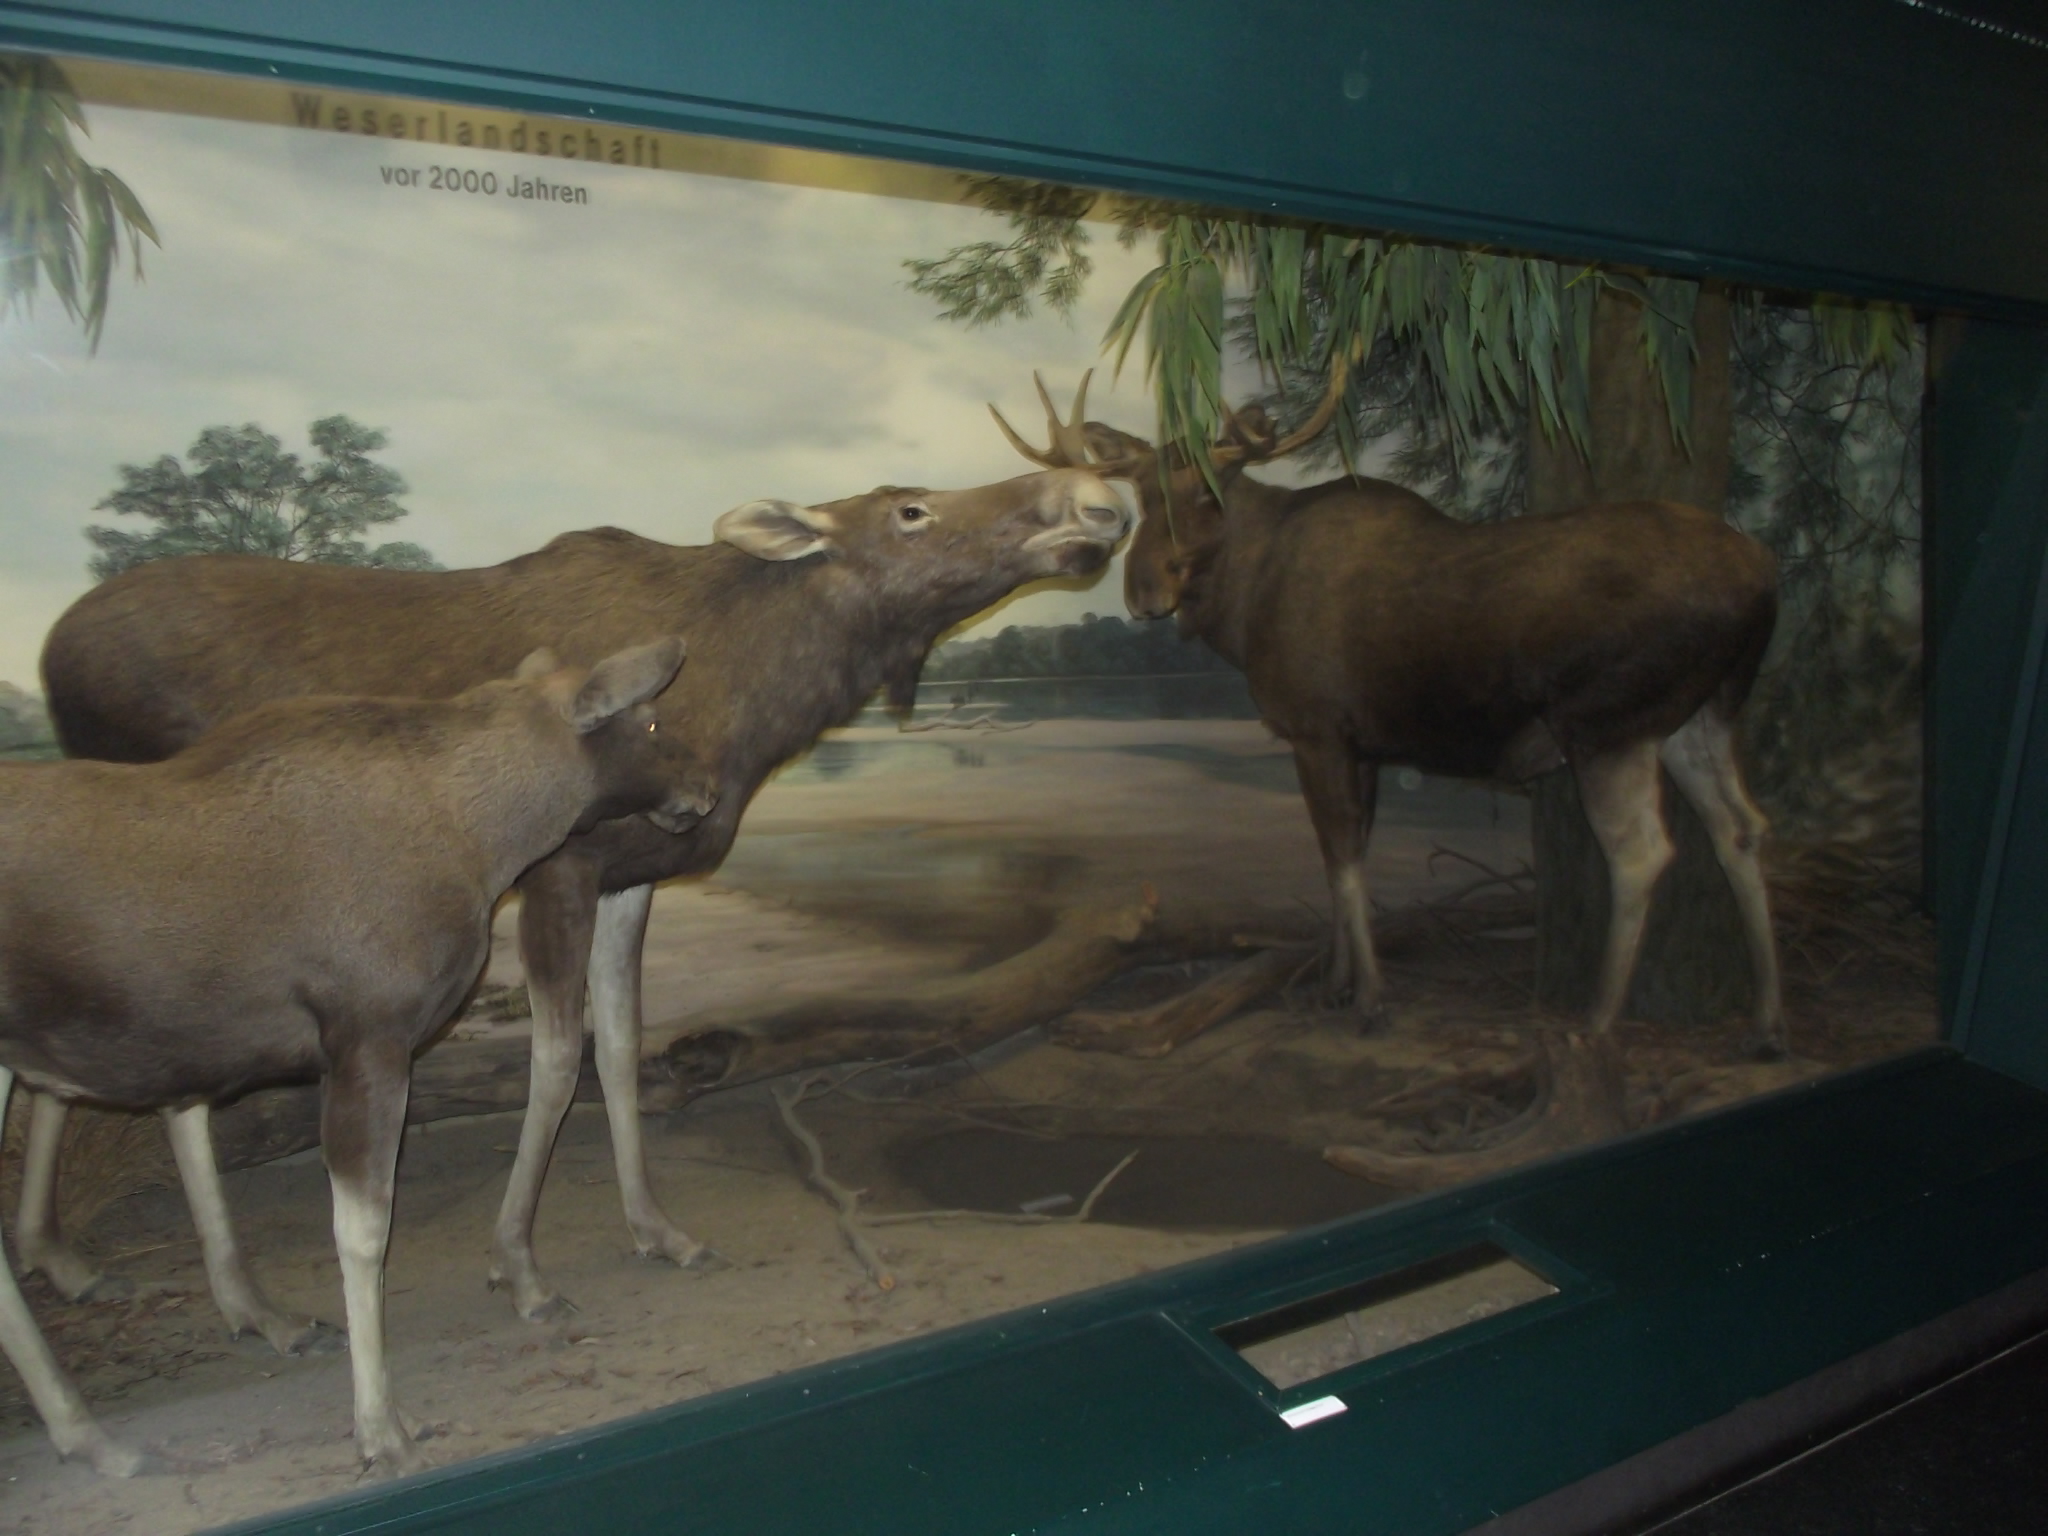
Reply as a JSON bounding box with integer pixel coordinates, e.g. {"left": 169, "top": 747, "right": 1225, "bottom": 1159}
{"left": 0, "top": 1074, "right": 144, "bottom": 1476}
{"left": 322, "top": 1040, "right": 423, "bottom": 1476}
{"left": 13, "top": 1094, "right": 126, "bottom": 1302}
{"left": 163, "top": 1104, "right": 338, "bottom": 1354}
{"left": 1292, "top": 742, "right": 1386, "bottom": 1027}
{"left": 1574, "top": 741, "right": 1675, "bottom": 1033}
{"left": 1660, "top": 707, "right": 1788, "bottom": 1058}
{"left": 489, "top": 852, "right": 601, "bottom": 1321}
{"left": 590, "top": 885, "right": 715, "bottom": 1268}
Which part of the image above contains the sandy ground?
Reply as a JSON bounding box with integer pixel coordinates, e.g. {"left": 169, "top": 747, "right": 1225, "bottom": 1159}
{"left": 0, "top": 717, "right": 1935, "bottom": 1532}
{"left": 454, "top": 719, "right": 1535, "bottom": 1049}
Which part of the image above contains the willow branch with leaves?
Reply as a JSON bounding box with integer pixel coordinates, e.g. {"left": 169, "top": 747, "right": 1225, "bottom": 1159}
{"left": 906, "top": 175, "right": 1912, "bottom": 501}
{"left": 1, "top": 53, "right": 159, "bottom": 350}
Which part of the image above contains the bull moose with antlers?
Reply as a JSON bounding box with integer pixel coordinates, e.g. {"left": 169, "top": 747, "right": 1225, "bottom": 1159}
{"left": 993, "top": 373, "right": 1786, "bottom": 1058}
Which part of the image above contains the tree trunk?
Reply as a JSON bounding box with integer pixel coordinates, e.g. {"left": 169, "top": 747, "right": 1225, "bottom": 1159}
{"left": 1526, "top": 285, "right": 1756, "bottom": 1026}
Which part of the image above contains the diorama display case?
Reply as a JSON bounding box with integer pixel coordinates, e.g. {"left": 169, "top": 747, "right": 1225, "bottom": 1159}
{"left": 4, "top": 3, "right": 2047, "bottom": 1533}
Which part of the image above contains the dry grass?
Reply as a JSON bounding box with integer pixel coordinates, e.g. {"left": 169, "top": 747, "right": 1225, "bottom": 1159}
{"left": 1767, "top": 840, "right": 1933, "bottom": 994}
{"left": 0, "top": 1094, "right": 176, "bottom": 1245}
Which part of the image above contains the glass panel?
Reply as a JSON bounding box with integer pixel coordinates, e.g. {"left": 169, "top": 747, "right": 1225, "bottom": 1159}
{"left": 0, "top": 48, "right": 1934, "bottom": 1530}
{"left": 1218, "top": 1244, "right": 1560, "bottom": 1391}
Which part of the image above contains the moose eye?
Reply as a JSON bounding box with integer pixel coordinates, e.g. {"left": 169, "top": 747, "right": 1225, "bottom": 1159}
{"left": 897, "top": 503, "right": 930, "bottom": 526}
{"left": 646, "top": 720, "right": 658, "bottom": 734}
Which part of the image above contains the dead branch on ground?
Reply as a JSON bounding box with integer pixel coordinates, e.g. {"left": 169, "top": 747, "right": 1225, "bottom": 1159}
{"left": 773, "top": 1075, "right": 895, "bottom": 1290}
{"left": 1051, "top": 946, "right": 1304, "bottom": 1058}
{"left": 770, "top": 1071, "right": 1139, "bottom": 1291}
{"left": 861, "top": 1152, "right": 1137, "bottom": 1228}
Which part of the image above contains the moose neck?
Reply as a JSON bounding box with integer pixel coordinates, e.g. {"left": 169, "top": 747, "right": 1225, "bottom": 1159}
{"left": 679, "top": 548, "right": 954, "bottom": 779}
{"left": 189, "top": 697, "right": 601, "bottom": 899}
{"left": 1168, "top": 474, "right": 1292, "bottom": 671}
{"left": 428, "top": 716, "right": 607, "bottom": 896}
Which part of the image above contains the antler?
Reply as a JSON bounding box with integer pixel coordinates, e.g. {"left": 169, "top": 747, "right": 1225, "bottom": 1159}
{"left": 989, "top": 371, "right": 1150, "bottom": 478}
{"left": 989, "top": 369, "right": 1098, "bottom": 467}
{"left": 1217, "top": 347, "right": 1352, "bottom": 468}
{"left": 990, "top": 357, "right": 1346, "bottom": 481}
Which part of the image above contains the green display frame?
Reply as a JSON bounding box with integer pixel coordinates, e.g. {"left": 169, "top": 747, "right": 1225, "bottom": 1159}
{"left": 5, "top": 5, "right": 2047, "bottom": 1532}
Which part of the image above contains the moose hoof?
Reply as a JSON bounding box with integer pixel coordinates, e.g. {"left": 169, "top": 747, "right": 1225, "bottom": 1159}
{"left": 488, "top": 1256, "right": 576, "bottom": 1322}
{"left": 521, "top": 1293, "right": 580, "bottom": 1325}
{"left": 355, "top": 1414, "right": 433, "bottom": 1480}
{"left": 81, "top": 1433, "right": 155, "bottom": 1480}
{"left": 230, "top": 1308, "right": 344, "bottom": 1358}
{"left": 628, "top": 1223, "right": 720, "bottom": 1270}
{"left": 1354, "top": 999, "right": 1392, "bottom": 1036}
{"left": 1744, "top": 1030, "right": 1790, "bottom": 1064}
{"left": 279, "top": 1318, "right": 347, "bottom": 1357}
{"left": 68, "top": 1272, "right": 136, "bottom": 1305}
{"left": 633, "top": 1233, "right": 732, "bottom": 1274}
{"left": 358, "top": 1440, "right": 431, "bottom": 1482}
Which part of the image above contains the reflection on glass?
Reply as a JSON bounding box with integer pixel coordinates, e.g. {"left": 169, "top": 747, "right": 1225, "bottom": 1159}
{"left": 1219, "top": 1244, "right": 1561, "bottom": 1391}
{"left": 0, "top": 48, "right": 1932, "bottom": 1531}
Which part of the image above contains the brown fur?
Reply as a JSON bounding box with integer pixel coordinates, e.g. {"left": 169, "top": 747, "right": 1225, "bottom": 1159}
{"left": 33, "top": 469, "right": 1131, "bottom": 1323}
{"left": 1004, "top": 406, "right": 1783, "bottom": 1050}
{"left": 0, "top": 641, "right": 695, "bottom": 1473}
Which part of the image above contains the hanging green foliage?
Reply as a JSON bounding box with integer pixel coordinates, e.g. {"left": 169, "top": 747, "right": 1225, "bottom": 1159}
{"left": 909, "top": 177, "right": 1916, "bottom": 495}
{"left": 906, "top": 177, "right": 1721, "bottom": 480}
{"left": 1, "top": 53, "right": 159, "bottom": 351}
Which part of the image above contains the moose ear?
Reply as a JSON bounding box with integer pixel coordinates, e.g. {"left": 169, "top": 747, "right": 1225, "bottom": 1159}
{"left": 567, "top": 637, "right": 686, "bottom": 733}
{"left": 513, "top": 647, "right": 561, "bottom": 681}
{"left": 714, "top": 499, "right": 836, "bottom": 562}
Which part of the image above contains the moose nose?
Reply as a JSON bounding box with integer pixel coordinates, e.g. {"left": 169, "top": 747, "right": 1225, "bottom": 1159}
{"left": 1068, "top": 478, "right": 1133, "bottom": 541}
{"left": 646, "top": 782, "right": 718, "bottom": 834}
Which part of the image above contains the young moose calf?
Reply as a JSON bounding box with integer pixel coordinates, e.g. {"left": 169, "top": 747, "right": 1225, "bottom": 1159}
{"left": 0, "top": 637, "right": 703, "bottom": 1477}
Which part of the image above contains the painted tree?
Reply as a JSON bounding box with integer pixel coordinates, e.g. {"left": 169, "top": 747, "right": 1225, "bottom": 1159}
{"left": 86, "top": 415, "right": 441, "bottom": 579}
{"left": 0, "top": 54, "right": 158, "bottom": 350}
{"left": 910, "top": 179, "right": 1916, "bottom": 1029}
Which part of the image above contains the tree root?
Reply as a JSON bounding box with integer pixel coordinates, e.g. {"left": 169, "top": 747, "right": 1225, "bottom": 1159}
{"left": 1324, "top": 1030, "right": 1629, "bottom": 1192}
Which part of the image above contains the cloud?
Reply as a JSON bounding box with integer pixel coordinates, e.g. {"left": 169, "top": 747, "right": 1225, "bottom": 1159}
{"left": 0, "top": 101, "right": 1167, "bottom": 685}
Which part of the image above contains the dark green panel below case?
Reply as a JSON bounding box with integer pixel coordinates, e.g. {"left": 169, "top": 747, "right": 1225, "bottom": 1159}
{"left": 209, "top": 1051, "right": 2048, "bottom": 1536}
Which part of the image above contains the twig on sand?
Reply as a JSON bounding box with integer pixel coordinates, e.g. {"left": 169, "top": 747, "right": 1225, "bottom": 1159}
{"left": 772, "top": 1076, "right": 895, "bottom": 1291}
{"left": 1423, "top": 845, "right": 1533, "bottom": 890}
{"left": 770, "top": 1072, "right": 1141, "bottom": 1290}
{"left": 863, "top": 1150, "right": 1139, "bottom": 1228}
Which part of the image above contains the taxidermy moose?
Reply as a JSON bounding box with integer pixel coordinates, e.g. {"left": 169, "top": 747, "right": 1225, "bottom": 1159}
{"left": 24, "top": 468, "right": 1131, "bottom": 1353}
{"left": 993, "top": 373, "right": 1786, "bottom": 1060}
{"left": 0, "top": 639, "right": 704, "bottom": 1475}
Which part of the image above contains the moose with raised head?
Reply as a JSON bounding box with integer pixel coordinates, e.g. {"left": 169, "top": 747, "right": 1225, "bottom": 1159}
{"left": 24, "top": 468, "right": 1131, "bottom": 1348}
{"left": 0, "top": 639, "right": 703, "bottom": 1476}
{"left": 993, "top": 373, "right": 1785, "bottom": 1061}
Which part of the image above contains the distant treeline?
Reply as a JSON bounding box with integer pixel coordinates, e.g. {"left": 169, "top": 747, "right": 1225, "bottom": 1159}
{"left": 0, "top": 684, "right": 57, "bottom": 759}
{"left": 924, "top": 613, "right": 1235, "bottom": 681}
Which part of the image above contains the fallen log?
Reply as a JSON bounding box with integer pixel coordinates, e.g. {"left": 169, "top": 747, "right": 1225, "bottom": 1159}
{"left": 1049, "top": 945, "right": 1305, "bottom": 1058}
{"left": 209, "top": 884, "right": 1161, "bottom": 1171}
{"left": 651, "top": 883, "right": 1160, "bottom": 1097}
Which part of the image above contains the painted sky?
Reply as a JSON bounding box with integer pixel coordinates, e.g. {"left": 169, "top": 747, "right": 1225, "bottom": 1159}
{"left": 0, "top": 92, "right": 1198, "bottom": 688}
